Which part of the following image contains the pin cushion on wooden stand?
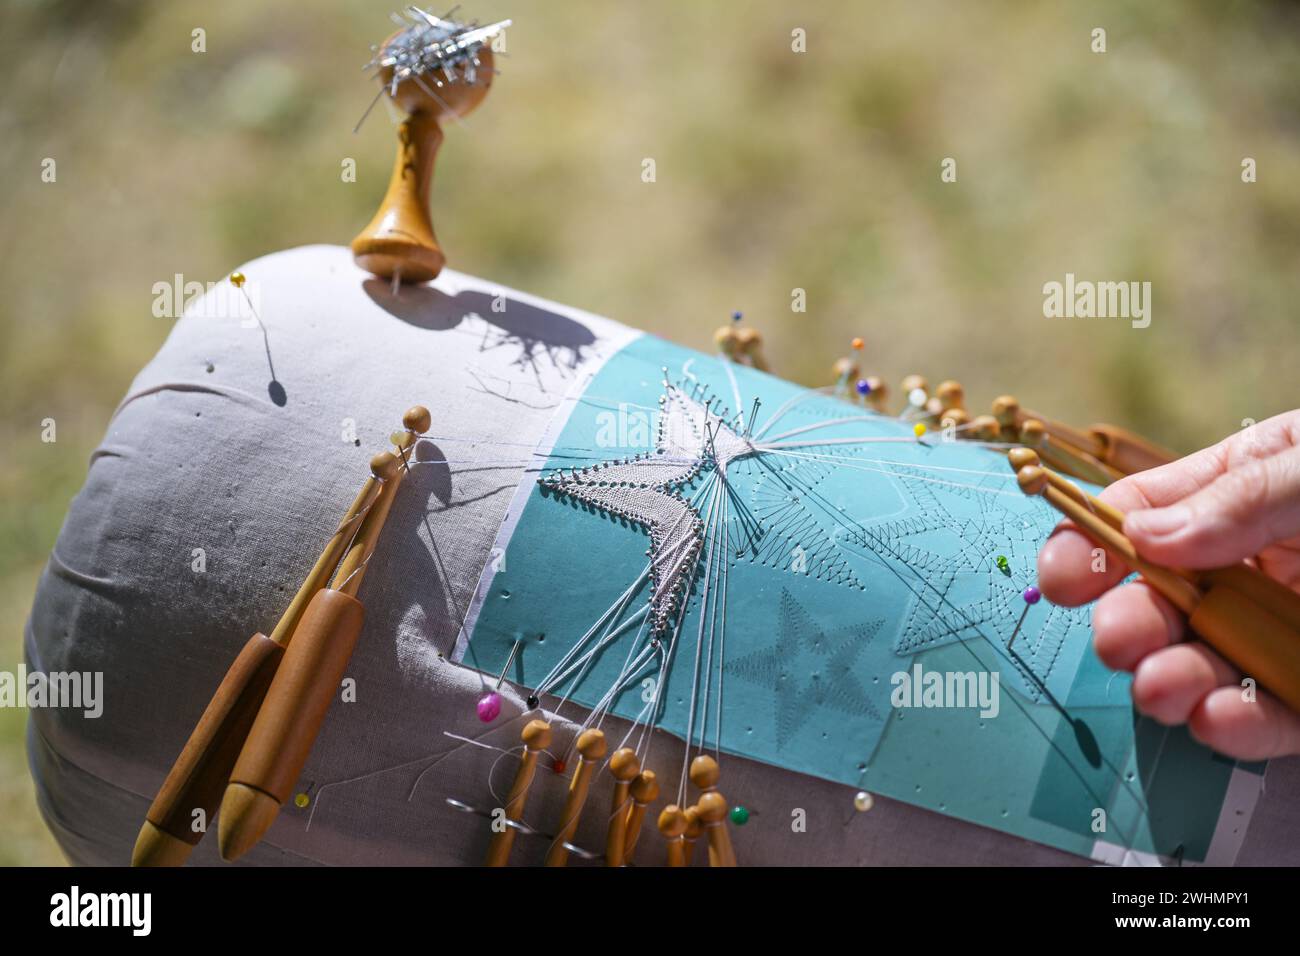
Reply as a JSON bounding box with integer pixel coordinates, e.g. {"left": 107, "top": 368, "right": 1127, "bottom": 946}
{"left": 350, "top": 12, "right": 508, "bottom": 284}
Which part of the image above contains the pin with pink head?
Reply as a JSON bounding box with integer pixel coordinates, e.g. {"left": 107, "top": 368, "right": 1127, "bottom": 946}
{"left": 477, "top": 638, "right": 523, "bottom": 723}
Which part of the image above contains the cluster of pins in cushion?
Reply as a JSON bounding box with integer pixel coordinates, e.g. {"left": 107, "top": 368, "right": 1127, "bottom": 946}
{"left": 364, "top": 7, "right": 510, "bottom": 99}
{"left": 473, "top": 718, "right": 739, "bottom": 867}
{"left": 826, "top": 336, "right": 1177, "bottom": 484}
{"left": 352, "top": 8, "right": 509, "bottom": 284}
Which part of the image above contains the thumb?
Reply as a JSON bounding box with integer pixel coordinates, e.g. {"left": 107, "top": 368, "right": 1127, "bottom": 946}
{"left": 1124, "top": 445, "right": 1300, "bottom": 568}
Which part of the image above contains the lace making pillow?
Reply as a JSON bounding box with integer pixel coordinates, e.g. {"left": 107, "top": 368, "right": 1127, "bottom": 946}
{"left": 25, "top": 244, "right": 1300, "bottom": 866}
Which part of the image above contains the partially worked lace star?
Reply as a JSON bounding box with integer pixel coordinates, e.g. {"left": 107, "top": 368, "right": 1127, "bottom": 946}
{"left": 539, "top": 378, "right": 754, "bottom": 633}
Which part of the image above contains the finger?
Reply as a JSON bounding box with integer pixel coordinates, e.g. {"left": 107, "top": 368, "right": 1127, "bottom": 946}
{"left": 1036, "top": 411, "right": 1300, "bottom": 607}
{"left": 1125, "top": 444, "right": 1300, "bottom": 568}
{"left": 1037, "top": 517, "right": 1134, "bottom": 605}
{"left": 1036, "top": 451, "right": 1230, "bottom": 606}
{"left": 1111, "top": 409, "right": 1300, "bottom": 511}
{"left": 1130, "top": 643, "right": 1238, "bottom": 726}
{"left": 1188, "top": 685, "right": 1300, "bottom": 761}
{"left": 1091, "top": 581, "right": 1185, "bottom": 672}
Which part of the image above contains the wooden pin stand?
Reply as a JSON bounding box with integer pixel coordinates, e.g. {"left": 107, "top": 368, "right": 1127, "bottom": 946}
{"left": 351, "top": 35, "right": 495, "bottom": 283}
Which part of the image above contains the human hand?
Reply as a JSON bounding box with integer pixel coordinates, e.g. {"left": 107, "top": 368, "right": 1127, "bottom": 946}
{"left": 1037, "top": 410, "right": 1300, "bottom": 760}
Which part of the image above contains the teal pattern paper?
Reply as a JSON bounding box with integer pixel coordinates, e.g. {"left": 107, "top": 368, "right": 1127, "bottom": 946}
{"left": 459, "top": 333, "right": 1260, "bottom": 863}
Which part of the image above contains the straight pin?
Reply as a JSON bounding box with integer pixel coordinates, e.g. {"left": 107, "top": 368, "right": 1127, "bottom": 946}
{"left": 476, "top": 638, "right": 522, "bottom": 723}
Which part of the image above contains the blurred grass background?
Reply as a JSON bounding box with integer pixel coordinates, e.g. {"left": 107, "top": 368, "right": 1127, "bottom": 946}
{"left": 1, "top": 0, "right": 1298, "bottom": 864}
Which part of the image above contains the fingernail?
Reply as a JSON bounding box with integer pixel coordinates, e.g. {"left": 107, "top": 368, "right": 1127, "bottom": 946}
{"left": 1126, "top": 505, "right": 1190, "bottom": 538}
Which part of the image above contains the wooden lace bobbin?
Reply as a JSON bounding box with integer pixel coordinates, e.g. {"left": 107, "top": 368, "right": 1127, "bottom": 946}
{"left": 735, "top": 327, "right": 770, "bottom": 373}
{"left": 1002, "top": 392, "right": 1152, "bottom": 481}
{"left": 901, "top": 374, "right": 928, "bottom": 398}
{"left": 935, "top": 380, "right": 965, "bottom": 413}
{"left": 131, "top": 411, "right": 417, "bottom": 867}
{"left": 623, "top": 770, "right": 660, "bottom": 861}
{"left": 604, "top": 747, "right": 641, "bottom": 867}
{"left": 218, "top": 426, "right": 420, "bottom": 862}
{"left": 1010, "top": 446, "right": 1300, "bottom": 631}
{"left": 485, "top": 719, "right": 553, "bottom": 866}
{"left": 1019, "top": 418, "right": 1120, "bottom": 486}
{"left": 832, "top": 358, "right": 861, "bottom": 391}
{"left": 682, "top": 804, "right": 704, "bottom": 865}
{"left": 969, "top": 414, "right": 1002, "bottom": 444}
{"left": 939, "top": 407, "right": 971, "bottom": 437}
{"left": 132, "top": 633, "right": 285, "bottom": 867}
{"left": 1001, "top": 396, "right": 1102, "bottom": 466}
{"left": 351, "top": 34, "right": 496, "bottom": 283}
{"left": 1013, "top": 462, "right": 1300, "bottom": 712}
{"left": 689, "top": 754, "right": 736, "bottom": 867}
{"left": 1087, "top": 423, "right": 1176, "bottom": 475}
{"left": 715, "top": 326, "right": 741, "bottom": 362}
{"left": 696, "top": 792, "right": 737, "bottom": 868}
{"left": 543, "top": 728, "right": 608, "bottom": 867}
{"left": 863, "top": 376, "right": 888, "bottom": 413}
{"left": 901, "top": 374, "right": 929, "bottom": 415}
{"left": 1031, "top": 412, "right": 1117, "bottom": 465}
{"left": 1008, "top": 448, "right": 1123, "bottom": 526}
{"left": 657, "top": 804, "right": 689, "bottom": 867}
{"left": 991, "top": 394, "right": 1022, "bottom": 442}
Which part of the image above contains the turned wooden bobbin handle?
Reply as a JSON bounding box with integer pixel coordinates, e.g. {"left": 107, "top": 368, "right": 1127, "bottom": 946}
{"left": 682, "top": 805, "right": 704, "bottom": 865}
{"left": 131, "top": 410, "right": 426, "bottom": 867}
{"left": 1011, "top": 454, "right": 1300, "bottom": 712}
{"left": 544, "top": 728, "right": 607, "bottom": 867}
{"left": 133, "top": 632, "right": 284, "bottom": 866}
{"left": 689, "top": 753, "right": 736, "bottom": 867}
{"left": 623, "top": 770, "right": 660, "bottom": 861}
{"left": 657, "top": 804, "right": 689, "bottom": 867}
{"left": 604, "top": 747, "right": 641, "bottom": 867}
{"left": 351, "top": 31, "right": 495, "bottom": 284}
{"left": 697, "top": 792, "right": 737, "bottom": 868}
{"left": 485, "top": 718, "right": 552, "bottom": 867}
{"left": 218, "top": 442, "right": 416, "bottom": 862}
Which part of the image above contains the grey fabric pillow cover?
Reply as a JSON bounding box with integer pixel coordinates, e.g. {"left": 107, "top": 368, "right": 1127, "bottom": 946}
{"left": 25, "top": 245, "right": 1300, "bottom": 866}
